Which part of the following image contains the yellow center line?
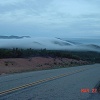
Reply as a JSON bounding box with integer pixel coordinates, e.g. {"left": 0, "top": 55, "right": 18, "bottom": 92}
{"left": 0, "top": 67, "right": 93, "bottom": 96}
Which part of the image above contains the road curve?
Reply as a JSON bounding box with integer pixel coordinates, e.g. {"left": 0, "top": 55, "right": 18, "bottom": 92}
{"left": 0, "top": 64, "right": 100, "bottom": 100}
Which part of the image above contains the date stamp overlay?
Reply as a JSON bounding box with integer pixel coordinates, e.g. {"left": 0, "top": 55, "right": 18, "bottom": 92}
{"left": 81, "top": 88, "right": 100, "bottom": 93}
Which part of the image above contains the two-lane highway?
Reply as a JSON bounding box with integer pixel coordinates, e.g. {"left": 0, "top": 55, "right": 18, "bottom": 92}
{"left": 0, "top": 64, "right": 100, "bottom": 100}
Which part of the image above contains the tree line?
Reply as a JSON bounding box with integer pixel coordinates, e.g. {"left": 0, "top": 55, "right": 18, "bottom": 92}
{"left": 0, "top": 48, "right": 100, "bottom": 63}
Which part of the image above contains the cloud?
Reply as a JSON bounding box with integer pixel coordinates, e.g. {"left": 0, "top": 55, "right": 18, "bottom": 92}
{"left": 0, "top": 0, "right": 99, "bottom": 23}
{"left": 0, "top": 0, "right": 100, "bottom": 37}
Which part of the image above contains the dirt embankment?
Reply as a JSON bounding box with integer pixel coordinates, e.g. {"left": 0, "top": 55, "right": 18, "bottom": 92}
{"left": 0, "top": 57, "right": 89, "bottom": 75}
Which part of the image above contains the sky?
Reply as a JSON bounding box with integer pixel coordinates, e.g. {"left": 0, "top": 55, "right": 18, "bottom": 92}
{"left": 0, "top": 0, "right": 100, "bottom": 38}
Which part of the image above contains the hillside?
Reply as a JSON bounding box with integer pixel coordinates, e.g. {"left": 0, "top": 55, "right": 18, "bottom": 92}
{"left": 0, "top": 57, "right": 89, "bottom": 75}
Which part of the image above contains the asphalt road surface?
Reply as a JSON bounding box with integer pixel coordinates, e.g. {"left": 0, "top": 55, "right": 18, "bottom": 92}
{"left": 0, "top": 64, "right": 100, "bottom": 100}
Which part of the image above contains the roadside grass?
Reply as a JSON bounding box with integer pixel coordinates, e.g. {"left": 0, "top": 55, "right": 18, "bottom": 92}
{"left": 0, "top": 62, "right": 93, "bottom": 76}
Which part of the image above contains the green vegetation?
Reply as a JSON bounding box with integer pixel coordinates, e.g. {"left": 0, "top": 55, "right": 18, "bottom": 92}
{"left": 0, "top": 48, "right": 100, "bottom": 63}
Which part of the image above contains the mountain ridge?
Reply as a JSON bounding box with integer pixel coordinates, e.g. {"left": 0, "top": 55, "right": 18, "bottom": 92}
{"left": 0, "top": 35, "right": 30, "bottom": 39}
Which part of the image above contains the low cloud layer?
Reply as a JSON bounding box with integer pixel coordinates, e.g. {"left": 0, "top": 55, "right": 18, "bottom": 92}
{"left": 0, "top": 37, "right": 100, "bottom": 52}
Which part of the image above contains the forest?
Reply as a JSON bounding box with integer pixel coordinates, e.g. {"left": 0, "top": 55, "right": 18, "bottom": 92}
{"left": 0, "top": 48, "right": 100, "bottom": 63}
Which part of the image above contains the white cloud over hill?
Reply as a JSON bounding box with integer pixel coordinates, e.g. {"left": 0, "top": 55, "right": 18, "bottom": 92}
{"left": 0, "top": 37, "right": 100, "bottom": 52}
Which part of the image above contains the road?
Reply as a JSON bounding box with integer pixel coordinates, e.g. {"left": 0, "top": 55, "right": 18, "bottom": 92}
{"left": 0, "top": 64, "right": 100, "bottom": 100}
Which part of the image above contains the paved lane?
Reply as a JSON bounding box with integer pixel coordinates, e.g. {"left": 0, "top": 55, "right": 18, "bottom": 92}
{"left": 0, "top": 64, "right": 100, "bottom": 100}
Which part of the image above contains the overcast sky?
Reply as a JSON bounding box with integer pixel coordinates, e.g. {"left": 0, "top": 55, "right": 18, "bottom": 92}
{"left": 0, "top": 0, "right": 100, "bottom": 38}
